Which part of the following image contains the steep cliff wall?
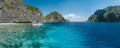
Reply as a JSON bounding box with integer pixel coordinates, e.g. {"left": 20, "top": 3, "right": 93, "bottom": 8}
{"left": 0, "top": 0, "right": 43, "bottom": 23}
{"left": 88, "top": 6, "right": 120, "bottom": 22}
{"left": 0, "top": 0, "right": 65, "bottom": 23}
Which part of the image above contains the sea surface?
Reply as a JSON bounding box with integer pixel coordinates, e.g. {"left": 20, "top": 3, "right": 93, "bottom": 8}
{"left": 0, "top": 22, "right": 120, "bottom": 48}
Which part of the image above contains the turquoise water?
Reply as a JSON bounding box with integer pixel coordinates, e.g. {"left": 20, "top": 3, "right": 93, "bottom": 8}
{"left": 0, "top": 22, "right": 120, "bottom": 48}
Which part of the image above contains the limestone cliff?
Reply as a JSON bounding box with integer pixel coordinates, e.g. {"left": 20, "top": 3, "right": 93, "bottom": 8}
{"left": 44, "top": 11, "right": 65, "bottom": 22}
{"left": 0, "top": 0, "right": 65, "bottom": 23}
{"left": 87, "top": 6, "right": 120, "bottom": 22}
{"left": 25, "top": 4, "right": 44, "bottom": 22}
{"left": 0, "top": 0, "right": 43, "bottom": 23}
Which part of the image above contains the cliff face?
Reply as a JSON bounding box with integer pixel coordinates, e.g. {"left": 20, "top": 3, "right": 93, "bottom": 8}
{"left": 0, "top": 0, "right": 65, "bottom": 23}
{"left": 45, "top": 11, "right": 65, "bottom": 22}
{"left": 0, "top": 0, "right": 43, "bottom": 23}
{"left": 25, "top": 4, "right": 44, "bottom": 22}
{"left": 87, "top": 6, "right": 120, "bottom": 22}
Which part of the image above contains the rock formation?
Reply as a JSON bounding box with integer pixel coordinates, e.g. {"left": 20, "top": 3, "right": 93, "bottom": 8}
{"left": 88, "top": 6, "right": 120, "bottom": 22}
{"left": 25, "top": 4, "right": 44, "bottom": 22}
{"left": 0, "top": 0, "right": 65, "bottom": 23}
{"left": 0, "top": 0, "right": 43, "bottom": 23}
{"left": 44, "top": 11, "right": 65, "bottom": 22}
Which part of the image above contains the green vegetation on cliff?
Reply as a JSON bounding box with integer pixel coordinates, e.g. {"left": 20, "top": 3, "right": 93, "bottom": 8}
{"left": 24, "top": 4, "right": 39, "bottom": 11}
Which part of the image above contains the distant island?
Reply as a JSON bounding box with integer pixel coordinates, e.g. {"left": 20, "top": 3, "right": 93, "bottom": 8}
{"left": 0, "top": 0, "right": 65, "bottom": 23}
{"left": 87, "top": 6, "right": 120, "bottom": 22}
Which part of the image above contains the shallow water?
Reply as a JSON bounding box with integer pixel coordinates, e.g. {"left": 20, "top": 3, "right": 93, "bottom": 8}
{"left": 0, "top": 22, "right": 120, "bottom": 48}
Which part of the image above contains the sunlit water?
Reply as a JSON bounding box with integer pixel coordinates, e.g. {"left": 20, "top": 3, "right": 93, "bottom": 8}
{"left": 0, "top": 22, "right": 120, "bottom": 48}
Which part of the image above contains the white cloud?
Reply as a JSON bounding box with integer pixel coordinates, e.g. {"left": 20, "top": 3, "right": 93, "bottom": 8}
{"left": 63, "top": 14, "right": 88, "bottom": 22}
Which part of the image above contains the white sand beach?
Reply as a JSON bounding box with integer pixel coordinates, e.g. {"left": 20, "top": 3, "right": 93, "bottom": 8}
{"left": 0, "top": 23, "right": 17, "bottom": 25}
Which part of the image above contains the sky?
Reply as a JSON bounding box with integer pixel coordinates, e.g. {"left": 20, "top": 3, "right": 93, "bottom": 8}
{"left": 23, "top": 0, "right": 120, "bottom": 22}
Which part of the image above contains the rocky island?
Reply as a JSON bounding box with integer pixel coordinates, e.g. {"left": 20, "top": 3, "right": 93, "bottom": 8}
{"left": 0, "top": 0, "right": 65, "bottom": 23}
{"left": 45, "top": 11, "right": 65, "bottom": 22}
{"left": 87, "top": 6, "right": 120, "bottom": 22}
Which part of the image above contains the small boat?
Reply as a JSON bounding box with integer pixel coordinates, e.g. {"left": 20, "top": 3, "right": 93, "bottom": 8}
{"left": 32, "top": 23, "right": 43, "bottom": 27}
